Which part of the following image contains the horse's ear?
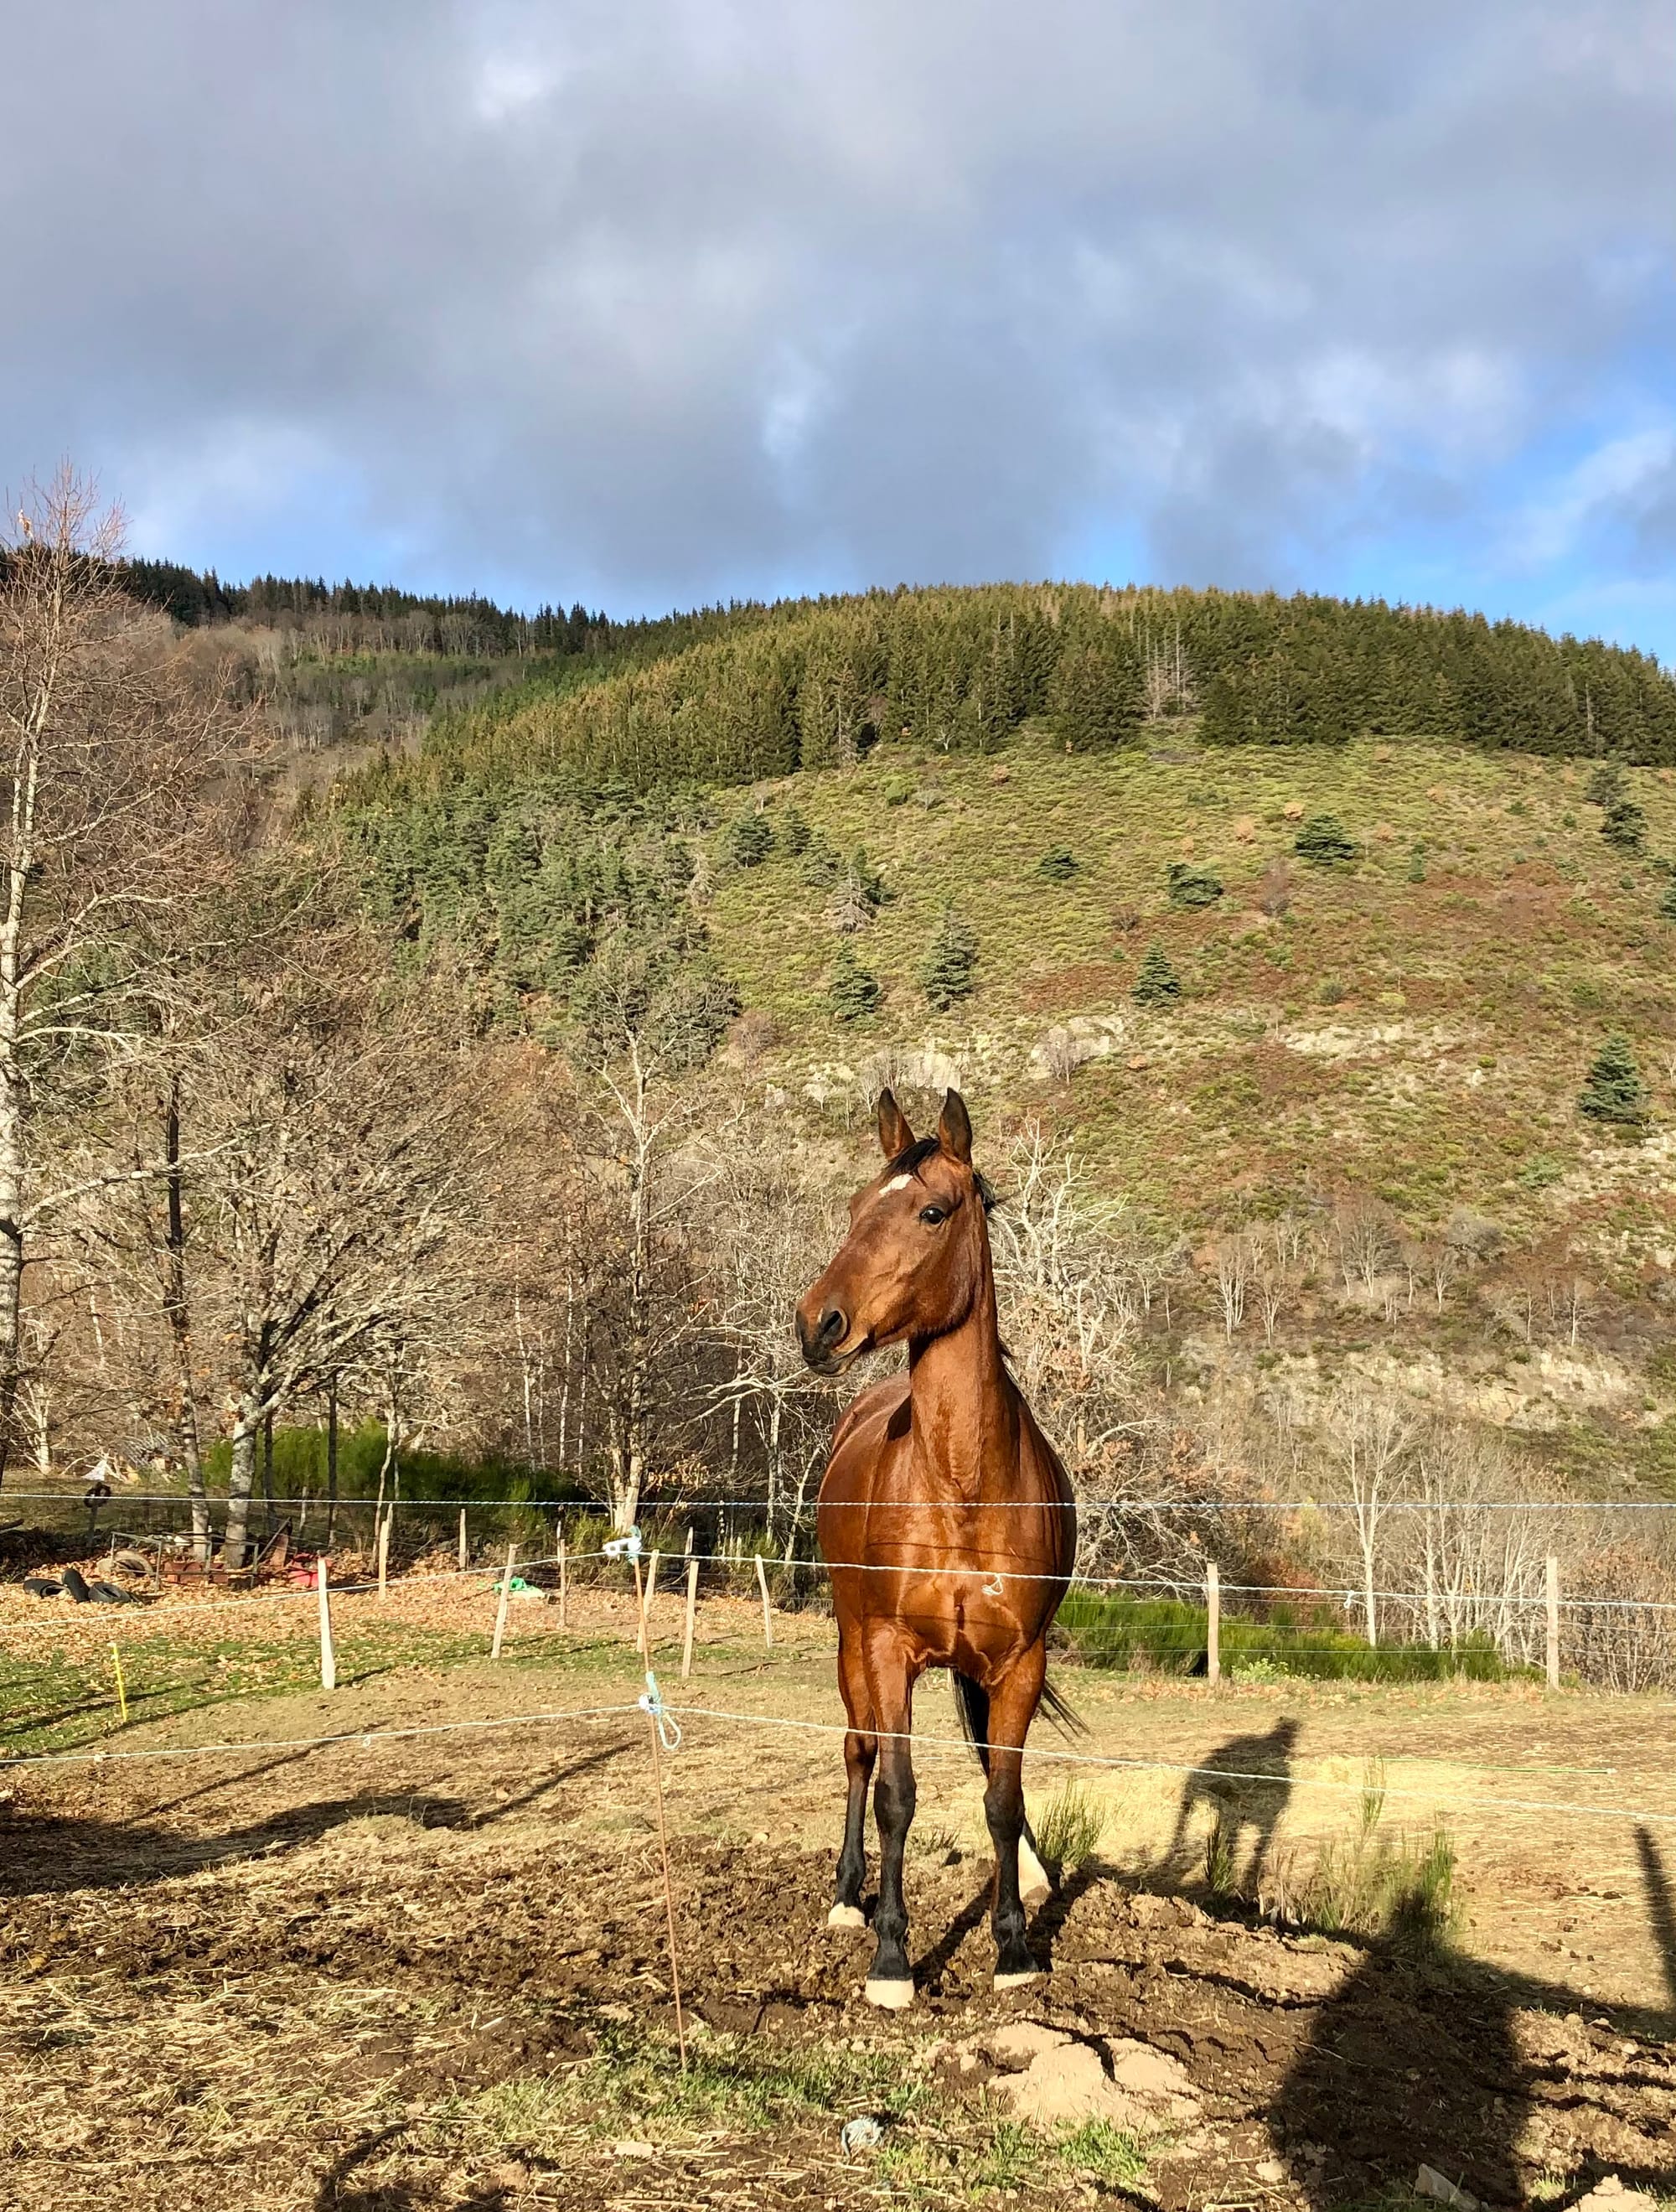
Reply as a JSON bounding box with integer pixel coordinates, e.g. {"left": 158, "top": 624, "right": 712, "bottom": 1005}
{"left": 938, "top": 1088, "right": 973, "bottom": 1165}
{"left": 877, "top": 1087, "right": 913, "bottom": 1160}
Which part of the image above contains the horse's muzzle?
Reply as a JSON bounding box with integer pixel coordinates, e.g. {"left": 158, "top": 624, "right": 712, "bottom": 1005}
{"left": 796, "top": 1301, "right": 853, "bottom": 1373}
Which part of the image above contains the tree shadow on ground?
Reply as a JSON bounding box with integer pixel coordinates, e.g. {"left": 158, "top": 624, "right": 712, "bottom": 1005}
{"left": 0, "top": 1743, "right": 628, "bottom": 1898}
{"left": 1272, "top": 1893, "right": 1673, "bottom": 2209}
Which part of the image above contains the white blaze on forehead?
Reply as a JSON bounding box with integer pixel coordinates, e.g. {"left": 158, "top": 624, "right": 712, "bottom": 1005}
{"left": 882, "top": 1173, "right": 913, "bottom": 1194}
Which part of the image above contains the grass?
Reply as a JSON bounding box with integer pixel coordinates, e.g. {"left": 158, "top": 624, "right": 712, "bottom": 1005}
{"left": 1213, "top": 1759, "right": 1462, "bottom": 1950}
{"left": 439, "top": 2022, "right": 1151, "bottom": 2206}
{"left": 1055, "top": 1589, "right": 1513, "bottom": 1682}
{"left": 0, "top": 1609, "right": 650, "bottom": 1760}
{"left": 1033, "top": 1778, "right": 1107, "bottom": 1872}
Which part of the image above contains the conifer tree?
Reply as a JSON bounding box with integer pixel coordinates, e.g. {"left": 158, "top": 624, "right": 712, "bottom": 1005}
{"left": 1601, "top": 795, "right": 1646, "bottom": 852}
{"left": 829, "top": 943, "right": 882, "bottom": 1022}
{"left": 1294, "top": 814, "right": 1358, "bottom": 868}
{"left": 1166, "top": 862, "right": 1223, "bottom": 907}
{"left": 779, "top": 806, "right": 811, "bottom": 857}
{"left": 919, "top": 904, "right": 978, "bottom": 1011}
{"left": 724, "top": 811, "right": 774, "bottom": 868}
{"left": 1659, "top": 878, "right": 1676, "bottom": 922}
{"left": 1132, "top": 943, "right": 1182, "bottom": 1007}
{"left": 1038, "top": 847, "right": 1079, "bottom": 883}
{"left": 1578, "top": 1033, "right": 1649, "bottom": 1137}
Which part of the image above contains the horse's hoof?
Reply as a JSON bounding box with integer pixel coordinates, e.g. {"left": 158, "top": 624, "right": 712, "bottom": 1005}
{"left": 993, "top": 1968, "right": 1042, "bottom": 1992}
{"left": 827, "top": 1903, "right": 866, "bottom": 1930}
{"left": 864, "top": 1977, "right": 914, "bottom": 2010}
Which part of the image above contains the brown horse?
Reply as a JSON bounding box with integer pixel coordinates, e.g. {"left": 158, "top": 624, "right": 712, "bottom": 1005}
{"left": 794, "top": 1086, "right": 1078, "bottom": 2007}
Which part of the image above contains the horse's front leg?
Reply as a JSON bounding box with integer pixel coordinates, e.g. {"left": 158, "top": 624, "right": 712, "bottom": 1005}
{"left": 830, "top": 1623, "right": 875, "bottom": 1929}
{"left": 985, "top": 1640, "right": 1048, "bottom": 1991}
{"left": 861, "top": 1627, "right": 917, "bottom": 2008}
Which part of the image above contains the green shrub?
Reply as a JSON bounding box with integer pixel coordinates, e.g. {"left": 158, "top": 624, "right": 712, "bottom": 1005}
{"left": 1660, "top": 879, "right": 1676, "bottom": 921}
{"left": 829, "top": 943, "right": 882, "bottom": 1022}
{"left": 725, "top": 811, "right": 773, "bottom": 868}
{"left": 1037, "top": 846, "right": 1080, "bottom": 883}
{"left": 919, "top": 904, "right": 978, "bottom": 1010}
{"left": 1578, "top": 1032, "right": 1650, "bottom": 1137}
{"left": 1131, "top": 943, "right": 1182, "bottom": 1007}
{"left": 1166, "top": 862, "right": 1223, "bottom": 908}
{"left": 1294, "top": 814, "right": 1358, "bottom": 868}
{"left": 1585, "top": 761, "right": 1626, "bottom": 807}
{"left": 1055, "top": 1589, "right": 1512, "bottom": 1682}
{"left": 1601, "top": 795, "right": 1646, "bottom": 851}
{"left": 778, "top": 806, "right": 811, "bottom": 857}
{"left": 1034, "top": 1781, "right": 1106, "bottom": 1873}
{"left": 884, "top": 777, "right": 913, "bottom": 807}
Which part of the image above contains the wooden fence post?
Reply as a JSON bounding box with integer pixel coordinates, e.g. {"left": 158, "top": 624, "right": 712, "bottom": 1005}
{"left": 110, "top": 1643, "right": 128, "bottom": 1725}
{"left": 318, "top": 1556, "right": 337, "bottom": 1691}
{"left": 682, "top": 1550, "right": 699, "bottom": 1681}
{"left": 755, "top": 1552, "right": 773, "bottom": 1650}
{"left": 376, "top": 1512, "right": 391, "bottom": 1603}
{"left": 646, "top": 1549, "right": 661, "bottom": 1624}
{"left": 634, "top": 1556, "right": 647, "bottom": 1655}
{"left": 458, "top": 1509, "right": 468, "bottom": 1572}
{"left": 491, "top": 1542, "right": 517, "bottom": 1660}
{"left": 1545, "top": 1554, "right": 1560, "bottom": 1691}
{"left": 1206, "top": 1562, "right": 1221, "bottom": 1686}
{"left": 557, "top": 1536, "right": 568, "bottom": 1632}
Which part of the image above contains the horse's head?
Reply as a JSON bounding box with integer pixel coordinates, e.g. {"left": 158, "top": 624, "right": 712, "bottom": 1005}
{"left": 795, "top": 1086, "right": 993, "bottom": 1373}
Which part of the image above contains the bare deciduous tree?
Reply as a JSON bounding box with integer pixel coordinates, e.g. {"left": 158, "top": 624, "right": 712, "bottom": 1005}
{"left": 0, "top": 469, "right": 253, "bottom": 1481}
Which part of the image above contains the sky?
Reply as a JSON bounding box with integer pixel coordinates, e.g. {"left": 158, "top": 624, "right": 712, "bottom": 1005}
{"left": 3, "top": 0, "right": 1674, "bottom": 655}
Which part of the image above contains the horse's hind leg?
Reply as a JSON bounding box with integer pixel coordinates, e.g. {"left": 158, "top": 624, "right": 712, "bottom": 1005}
{"left": 830, "top": 1624, "right": 875, "bottom": 1930}
{"left": 985, "top": 1641, "right": 1048, "bottom": 1991}
{"left": 861, "top": 1626, "right": 917, "bottom": 2008}
{"left": 960, "top": 1673, "right": 1049, "bottom": 1911}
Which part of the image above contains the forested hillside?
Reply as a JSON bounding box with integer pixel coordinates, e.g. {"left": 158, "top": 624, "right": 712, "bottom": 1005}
{"left": 328, "top": 582, "right": 1676, "bottom": 1540}
{"left": 373, "top": 582, "right": 1676, "bottom": 795}
{"left": 9, "top": 505, "right": 1676, "bottom": 1678}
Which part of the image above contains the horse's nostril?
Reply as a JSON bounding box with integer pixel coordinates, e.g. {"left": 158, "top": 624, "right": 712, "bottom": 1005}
{"left": 819, "top": 1305, "right": 848, "bottom": 1349}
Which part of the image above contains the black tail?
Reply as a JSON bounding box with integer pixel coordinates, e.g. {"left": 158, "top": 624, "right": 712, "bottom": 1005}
{"left": 952, "top": 1669, "right": 1089, "bottom": 1774}
{"left": 952, "top": 1673, "right": 991, "bottom": 1773}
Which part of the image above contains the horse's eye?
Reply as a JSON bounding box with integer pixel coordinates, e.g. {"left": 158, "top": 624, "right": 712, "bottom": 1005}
{"left": 919, "top": 1205, "right": 947, "bottom": 1227}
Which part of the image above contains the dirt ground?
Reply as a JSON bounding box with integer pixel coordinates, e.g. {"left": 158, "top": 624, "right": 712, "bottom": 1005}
{"left": 2, "top": 1579, "right": 1674, "bottom": 2210}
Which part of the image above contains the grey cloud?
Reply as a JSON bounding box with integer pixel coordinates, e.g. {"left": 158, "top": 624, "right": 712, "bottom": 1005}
{"left": 2, "top": 0, "right": 1673, "bottom": 620}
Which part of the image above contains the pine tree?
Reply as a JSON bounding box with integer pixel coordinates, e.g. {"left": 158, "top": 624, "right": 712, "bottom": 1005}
{"left": 829, "top": 943, "right": 882, "bottom": 1022}
{"left": 1037, "top": 846, "right": 1080, "bottom": 883}
{"left": 1166, "top": 862, "right": 1223, "bottom": 908}
{"left": 1585, "top": 761, "right": 1625, "bottom": 808}
{"left": 1132, "top": 942, "right": 1182, "bottom": 1007}
{"left": 724, "top": 811, "right": 773, "bottom": 868}
{"left": 919, "top": 904, "right": 978, "bottom": 1010}
{"left": 1659, "top": 878, "right": 1676, "bottom": 921}
{"left": 779, "top": 806, "right": 811, "bottom": 857}
{"left": 1294, "top": 814, "right": 1358, "bottom": 868}
{"left": 1578, "top": 1033, "right": 1649, "bottom": 1137}
{"left": 1601, "top": 795, "right": 1646, "bottom": 852}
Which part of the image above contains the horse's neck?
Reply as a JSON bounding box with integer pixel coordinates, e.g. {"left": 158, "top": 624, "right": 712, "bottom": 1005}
{"left": 906, "top": 1265, "right": 1017, "bottom": 1498}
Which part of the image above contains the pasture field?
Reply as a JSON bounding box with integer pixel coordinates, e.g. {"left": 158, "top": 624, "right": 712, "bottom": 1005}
{"left": 2, "top": 1572, "right": 1673, "bottom": 2210}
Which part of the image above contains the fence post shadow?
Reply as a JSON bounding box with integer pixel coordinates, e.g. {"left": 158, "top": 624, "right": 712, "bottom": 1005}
{"left": 1635, "top": 1822, "right": 1676, "bottom": 2020}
